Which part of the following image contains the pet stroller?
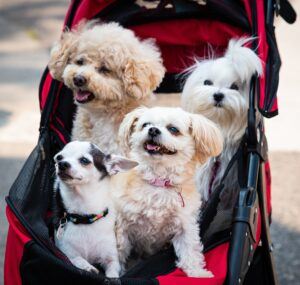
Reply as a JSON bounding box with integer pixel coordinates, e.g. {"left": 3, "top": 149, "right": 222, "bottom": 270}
{"left": 4, "top": 1, "right": 297, "bottom": 285}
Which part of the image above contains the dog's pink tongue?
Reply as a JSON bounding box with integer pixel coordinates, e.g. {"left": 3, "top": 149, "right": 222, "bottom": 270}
{"left": 146, "top": 144, "right": 160, "bottom": 151}
{"left": 76, "top": 91, "right": 91, "bottom": 101}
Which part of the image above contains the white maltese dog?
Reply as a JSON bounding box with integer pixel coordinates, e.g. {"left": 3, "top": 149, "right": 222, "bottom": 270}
{"left": 181, "top": 37, "right": 263, "bottom": 201}
{"left": 54, "top": 141, "right": 137, "bottom": 277}
{"left": 48, "top": 21, "right": 165, "bottom": 154}
{"left": 112, "top": 107, "right": 223, "bottom": 277}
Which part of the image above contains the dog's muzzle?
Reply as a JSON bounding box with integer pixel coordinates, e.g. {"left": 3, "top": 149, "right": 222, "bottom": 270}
{"left": 57, "top": 161, "right": 73, "bottom": 180}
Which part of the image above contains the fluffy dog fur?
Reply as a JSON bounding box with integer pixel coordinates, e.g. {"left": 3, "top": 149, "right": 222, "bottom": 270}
{"left": 54, "top": 141, "right": 137, "bottom": 277}
{"left": 112, "top": 107, "right": 223, "bottom": 277}
{"left": 48, "top": 21, "right": 165, "bottom": 154}
{"left": 181, "top": 38, "right": 263, "bottom": 201}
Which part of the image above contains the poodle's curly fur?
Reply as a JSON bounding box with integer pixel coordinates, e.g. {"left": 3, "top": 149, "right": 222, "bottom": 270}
{"left": 48, "top": 21, "right": 165, "bottom": 154}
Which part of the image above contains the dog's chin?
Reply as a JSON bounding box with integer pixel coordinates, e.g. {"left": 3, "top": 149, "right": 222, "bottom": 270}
{"left": 75, "top": 90, "right": 95, "bottom": 104}
{"left": 143, "top": 139, "right": 177, "bottom": 156}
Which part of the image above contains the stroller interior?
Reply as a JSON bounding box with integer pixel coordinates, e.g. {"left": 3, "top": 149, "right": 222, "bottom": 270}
{"left": 4, "top": 1, "right": 297, "bottom": 285}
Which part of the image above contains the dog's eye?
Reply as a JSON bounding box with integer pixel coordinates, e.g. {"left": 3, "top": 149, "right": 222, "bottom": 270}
{"left": 204, "top": 79, "right": 213, "bottom": 86}
{"left": 76, "top": 59, "right": 84, "bottom": 66}
{"left": 142, "top": 122, "right": 150, "bottom": 128}
{"left": 167, "top": 125, "right": 180, "bottom": 135}
{"left": 230, "top": 83, "right": 239, "bottom": 90}
{"left": 79, "top": 157, "right": 91, "bottom": 166}
{"left": 98, "top": 66, "right": 110, "bottom": 74}
{"left": 56, "top": 155, "right": 63, "bottom": 161}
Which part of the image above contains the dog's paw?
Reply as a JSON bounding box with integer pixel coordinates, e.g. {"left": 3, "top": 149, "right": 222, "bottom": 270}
{"left": 87, "top": 265, "right": 99, "bottom": 274}
{"left": 184, "top": 268, "right": 214, "bottom": 278}
{"left": 71, "top": 257, "right": 99, "bottom": 274}
{"left": 105, "top": 270, "right": 120, "bottom": 278}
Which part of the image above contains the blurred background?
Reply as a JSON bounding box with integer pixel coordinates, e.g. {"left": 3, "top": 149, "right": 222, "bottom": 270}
{"left": 0, "top": 1, "right": 299, "bottom": 284}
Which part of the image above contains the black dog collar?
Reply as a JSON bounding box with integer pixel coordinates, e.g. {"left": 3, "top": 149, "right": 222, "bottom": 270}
{"left": 63, "top": 208, "right": 109, "bottom": 225}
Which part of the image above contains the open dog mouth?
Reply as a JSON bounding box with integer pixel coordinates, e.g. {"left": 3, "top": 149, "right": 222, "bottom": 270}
{"left": 143, "top": 140, "right": 177, "bottom": 155}
{"left": 58, "top": 172, "right": 74, "bottom": 180}
{"left": 75, "top": 90, "right": 95, "bottom": 104}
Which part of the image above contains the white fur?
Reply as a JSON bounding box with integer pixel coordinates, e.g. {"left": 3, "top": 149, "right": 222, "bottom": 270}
{"left": 54, "top": 141, "right": 137, "bottom": 277}
{"left": 181, "top": 37, "right": 263, "bottom": 200}
{"left": 113, "top": 107, "right": 223, "bottom": 277}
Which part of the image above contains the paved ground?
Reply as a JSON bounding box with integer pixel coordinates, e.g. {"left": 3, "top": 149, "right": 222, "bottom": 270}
{"left": 0, "top": 1, "right": 299, "bottom": 285}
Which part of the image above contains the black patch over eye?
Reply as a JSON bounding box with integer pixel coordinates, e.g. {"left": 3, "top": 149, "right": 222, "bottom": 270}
{"left": 230, "top": 83, "right": 239, "bottom": 90}
{"left": 76, "top": 58, "right": 84, "bottom": 66}
{"left": 167, "top": 125, "right": 180, "bottom": 135}
{"left": 142, "top": 122, "right": 150, "bottom": 128}
{"left": 98, "top": 66, "right": 110, "bottom": 74}
{"left": 79, "top": 157, "right": 91, "bottom": 165}
{"left": 56, "top": 155, "right": 63, "bottom": 161}
{"left": 204, "top": 79, "right": 213, "bottom": 86}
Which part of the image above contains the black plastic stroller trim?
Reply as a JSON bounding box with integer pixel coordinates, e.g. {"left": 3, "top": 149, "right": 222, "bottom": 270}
{"left": 225, "top": 73, "right": 279, "bottom": 285}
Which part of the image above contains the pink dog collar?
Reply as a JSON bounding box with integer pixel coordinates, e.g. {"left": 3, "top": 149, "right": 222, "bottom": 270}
{"left": 146, "top": 178, "right": 185, "bottom": 207}
{"left": 148, "top": 178, "right": 172, "bottom": 188}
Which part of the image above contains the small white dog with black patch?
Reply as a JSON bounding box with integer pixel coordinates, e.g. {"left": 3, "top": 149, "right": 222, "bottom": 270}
{"left": 54, "top": 141, "right": 137, "bottom": 277}
{"left": 181, "top": 37, "right": 263, "bottom": 201}
{"left": 112, "top": 107, "right": 223, "bottom": 277}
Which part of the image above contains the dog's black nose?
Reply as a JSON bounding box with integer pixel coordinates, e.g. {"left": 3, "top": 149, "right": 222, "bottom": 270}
{"left": 213, "top": 92, "right": 224, "bottom": 102}
{"left": 73, "top": 75, "right": 87, "bottom": 87}
{"left": 148, "top": 127, "right": 161, "bottom": 137}
{"left": 58, "top": 161, "right": 71, "bottom": 171}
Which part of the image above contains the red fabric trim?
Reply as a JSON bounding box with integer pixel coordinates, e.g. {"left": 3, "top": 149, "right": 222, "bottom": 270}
{"left": 51, "top": 83, "right": 64, "bottom": 118}
{"left": 56, "top": 116, "right": 66, "bottom": 128}
{"left": 130, "top": 20, "right": 246, "bottom": 73}
{"left": 40, "top": 73, "right": 53, "bottom": 110}
{"left": 4, "top": 206, "right": 32, "bottom": 285}
{"left": 50, "top": 124, "right": 67, "bottom": 144}
{"left": 242, "top": 0, "right": 253, "bottom": 26}
{"left": 72, "top": 0, "right": 115, "bottom": 27}
{"left": 264, "top": 161, "right": 272, "bottom": 215}
{"left": 255, "top": 1, "right": 268, "bottom": 113}
{"left": 157, "top": 243, "right": 229, "bottom": 285}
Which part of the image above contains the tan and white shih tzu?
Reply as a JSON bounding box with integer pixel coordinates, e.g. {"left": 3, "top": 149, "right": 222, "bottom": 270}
{"left": 48, "top": 21, "right": 165, "bottom": 154}
{"left": 54, "top": 141, "right": 137, "bottom": 277}
{"left": 181, "top": 37, "right": 263, "bottom": 202}
{"left": 112, "top": 107, "right": 223, "bottom": 277}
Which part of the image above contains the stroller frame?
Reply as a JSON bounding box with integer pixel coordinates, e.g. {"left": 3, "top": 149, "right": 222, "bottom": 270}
{"left": 226, "top": 76, "right": 278, "bottom": 285}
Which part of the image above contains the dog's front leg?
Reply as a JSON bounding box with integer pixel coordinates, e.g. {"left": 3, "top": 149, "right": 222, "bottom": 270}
{"left": 72, "top": 109, "right": 93, "bottom": 141}
{"left": 172, "top": 220, "right": 213, "bottom": 278}
{"left": 102, "top": 239, "right": 121, "bottom": 278}
{"left": 116, "top": 221, "right": 132, "bottom": 272}
{"left": 104, "top": 257, "right": 121, "bottom": 278}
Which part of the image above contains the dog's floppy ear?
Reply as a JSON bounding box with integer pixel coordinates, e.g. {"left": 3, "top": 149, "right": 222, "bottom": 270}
{"left": 123, "top": 39, "right": 165, "bottom": 99}
{"left": 48, "top": 21, "right": 88, "bottom": 81}
{"left": 225, "top": 37, "right": 263, "bottom": 83}
{"left": 104, "top": 154, "right": 138, "bottom": 176}
{"left": 118, "top": 107, "right": 147, "bottom": 154}
{"left": 190, "top": 114, "right": 223, "bottom": 164}
{"left": 48, "top": 31, "right": 77, "bottom": 81}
